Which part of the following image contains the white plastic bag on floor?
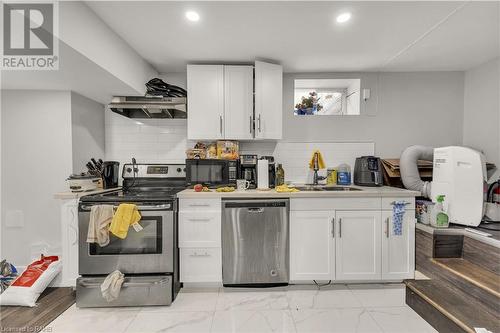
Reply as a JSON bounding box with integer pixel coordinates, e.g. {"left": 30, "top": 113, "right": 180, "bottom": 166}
{"left": 0, "top": 255, "right": 62, "bottom": 307}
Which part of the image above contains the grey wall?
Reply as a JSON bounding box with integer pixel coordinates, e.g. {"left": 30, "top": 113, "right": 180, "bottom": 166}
{"left": 71, "top": 92, "right": 105, "bottom": 173}
{"left": 1, "top": 90, "right": 73, "bottom": 265}
{"left": 161, "top": 71, "right": 465, "bottom": 158}
{"left": 283, "top": 72, "right": 465, "bottom": 158}
{"left": 463, "top": 57, "right": 500, "bottom": 168}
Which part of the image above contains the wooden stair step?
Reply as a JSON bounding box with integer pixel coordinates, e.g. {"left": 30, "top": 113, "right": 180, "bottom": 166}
{"left": 433, "top": 258, "right": 500, "bottom": 297}
{"left": 405, "top": 279, "right": 500, "bottom": 333}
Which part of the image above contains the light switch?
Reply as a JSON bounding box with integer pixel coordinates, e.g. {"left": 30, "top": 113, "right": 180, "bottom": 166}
{"left": 5, "top": 210, "right": 24, "bottom": 227}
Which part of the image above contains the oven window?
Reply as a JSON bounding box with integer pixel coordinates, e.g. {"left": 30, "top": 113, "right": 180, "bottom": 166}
{"left": 190, "top": 164, "right": 224, "bottom": 183}
{"left": 89, "top": 217, "right": 162, "bottom": 255}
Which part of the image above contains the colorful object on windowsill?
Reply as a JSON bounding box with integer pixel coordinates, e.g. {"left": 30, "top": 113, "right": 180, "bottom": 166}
{"left": 294, "top": 91, "right": 323, "bottom": 115}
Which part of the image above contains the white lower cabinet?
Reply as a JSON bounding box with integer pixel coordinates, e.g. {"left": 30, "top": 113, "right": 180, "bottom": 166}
{"left": 290, "top": 198, "right": 415, "bottom": 283}
{"left": 178, "top": 198, "right": 222, "bottom": 283}
{"left": 180, "top": 248, "right": 222, "bottom": 283}
{"left": 178, "top": 211, "right": 221, "bottom": 248}
{"left": 335, "top": 211, "right": 381, "bottom": 281}
{"left": 290, "top": 211, "right": 335, "bottom": 281}
{"left": 381, "top": 210, "right": 416, "bottom": 280}
{"left": 60, "top": 198, "right": 79, "bottom": 287}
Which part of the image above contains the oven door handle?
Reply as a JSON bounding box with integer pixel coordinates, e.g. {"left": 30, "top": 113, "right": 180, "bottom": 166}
{"left": 80, "top": 203, "right": 172, "bottom": 212}
{"left": 78, "top": 278, "right": 169, "bottom": 288}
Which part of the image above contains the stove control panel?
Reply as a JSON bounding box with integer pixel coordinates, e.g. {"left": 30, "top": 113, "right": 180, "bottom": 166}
{"left": 123, "top": 163, "right": 186, "bottom": 178}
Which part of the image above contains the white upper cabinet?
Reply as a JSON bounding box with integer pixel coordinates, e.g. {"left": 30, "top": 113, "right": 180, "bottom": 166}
{"left": 187, "top": 61, "right": 282, "bottom": 141}
{"left": 335, "top": 211, "right": 382, "bottom": 281}
{"left": 224, "top": 66, "right": 254, "bottom": 140}
{"left": 290, "top": 211, "right": 335, "bottom": 281}
{"left": 255, "top": 61, "right": 283, "bottom": 140}
{"left": 187, "top": 65, "right": 224, "bottom": 140}
{"left": 381, "top": 210, "right": 415, "bottom": 280}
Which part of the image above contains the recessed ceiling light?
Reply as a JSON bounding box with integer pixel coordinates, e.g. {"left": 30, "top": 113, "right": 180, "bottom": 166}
{"left": 185, "top": 11, "right": 200, "bottom": 22}
{"left": 336, "top": 12, "right": 351, "bottom": 23}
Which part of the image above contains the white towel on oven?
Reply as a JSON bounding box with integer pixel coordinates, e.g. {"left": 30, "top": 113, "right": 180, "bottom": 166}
{"left": 101, "top": 270, "right": 124, "bottom": 302}
{"left": 86, "top": 205, "right": 114, "bottom": 247}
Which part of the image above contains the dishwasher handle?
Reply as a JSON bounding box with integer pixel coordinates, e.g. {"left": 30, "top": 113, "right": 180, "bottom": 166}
{"left": 247, "top": 207, "right": 264, "bottom": 213}
{"left": 223, "top": 200, "right": 288, "bottom": 209}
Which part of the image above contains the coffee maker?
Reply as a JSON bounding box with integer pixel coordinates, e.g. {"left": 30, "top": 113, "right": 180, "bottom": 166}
{"left": 239, "top": 155, "right": 258, "bottom": 189}
{"left": 262, "top": 156, "right": 276, "bottom": 188}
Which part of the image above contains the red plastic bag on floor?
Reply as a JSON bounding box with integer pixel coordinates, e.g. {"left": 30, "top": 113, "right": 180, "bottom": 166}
{"left": 0, "top": 255, "right": 62, "bottom": 307}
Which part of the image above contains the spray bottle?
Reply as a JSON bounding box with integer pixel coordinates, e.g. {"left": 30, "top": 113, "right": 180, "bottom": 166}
{"left": 433, "top": 195, "right": 449, "bottom": 228}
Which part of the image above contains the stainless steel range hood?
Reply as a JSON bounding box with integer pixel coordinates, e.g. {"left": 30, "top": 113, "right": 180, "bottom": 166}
{"left": 108, "top": 96, "right": 187, "bottom": 119}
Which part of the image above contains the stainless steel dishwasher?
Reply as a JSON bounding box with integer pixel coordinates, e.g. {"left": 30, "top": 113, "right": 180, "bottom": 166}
{"left": 222, "top": 199, "right": 289, "bottom": 287}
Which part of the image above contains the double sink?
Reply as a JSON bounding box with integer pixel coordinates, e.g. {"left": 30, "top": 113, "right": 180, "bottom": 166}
{"left": 292, "top": 185, "right": 362, "bottom": 191}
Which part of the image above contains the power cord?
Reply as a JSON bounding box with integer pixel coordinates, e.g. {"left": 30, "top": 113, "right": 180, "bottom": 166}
{"left": 123, "top": 157, "right": 138, "bottom": 191}
{"left": 313, "top": 280, "right": 332, "bottom": 289}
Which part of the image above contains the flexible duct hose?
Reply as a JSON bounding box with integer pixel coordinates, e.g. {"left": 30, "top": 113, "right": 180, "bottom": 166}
{"left": 400, "top": 145, "right": 434, "bottom": 198}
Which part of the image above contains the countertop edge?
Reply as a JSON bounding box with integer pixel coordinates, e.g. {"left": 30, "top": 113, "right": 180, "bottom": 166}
{"left": 54, "top": 187, "right": 121, "bottom": 200}
{"left": 176, "top": 186, "right": 420, "bottom": 199}
{"left": 416, "top": 223, "right": 500, "bottom": 249}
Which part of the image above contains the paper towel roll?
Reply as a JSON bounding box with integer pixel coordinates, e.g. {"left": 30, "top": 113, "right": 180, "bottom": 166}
{"left": 257, "top": 159, "right": 269, "bottom": 189}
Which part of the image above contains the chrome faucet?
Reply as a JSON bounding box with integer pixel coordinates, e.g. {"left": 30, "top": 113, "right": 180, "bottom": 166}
{"left": 312, "top": 152, "right": 326, "bottom": 185}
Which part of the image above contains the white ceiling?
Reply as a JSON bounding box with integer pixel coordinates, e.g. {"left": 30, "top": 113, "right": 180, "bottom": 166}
{"left": 87, "top": 1, "right": 499, "bottom": 73}
{"left": 2, "top": 42, "right": 138, "bottom": 104}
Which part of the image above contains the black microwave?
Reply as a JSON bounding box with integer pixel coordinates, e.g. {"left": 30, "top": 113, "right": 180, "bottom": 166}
{"left": 185, "top": 159, "right": 238, "bottom": 187}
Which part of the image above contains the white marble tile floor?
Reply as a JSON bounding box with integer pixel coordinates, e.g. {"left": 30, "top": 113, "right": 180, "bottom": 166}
{"left": 47, "top": 283, "right": 437, "bottom": 333}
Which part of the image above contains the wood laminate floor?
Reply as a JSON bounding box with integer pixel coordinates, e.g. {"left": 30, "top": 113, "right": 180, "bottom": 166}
{"left": 0, "top": 287, "right": 75, "bottom": 333}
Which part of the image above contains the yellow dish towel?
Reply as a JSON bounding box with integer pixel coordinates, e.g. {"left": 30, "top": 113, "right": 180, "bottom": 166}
{"left": 275, "top": 185, "right": 300, "bottom": 193}
{"left": 109, "top": 204, "right": 141, "bottom": 239}
{"left": 308, "top": 150, "right": 326, "bottom": 170}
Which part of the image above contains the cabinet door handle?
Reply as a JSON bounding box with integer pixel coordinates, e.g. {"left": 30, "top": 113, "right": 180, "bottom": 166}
{"left": 339, "top": 218, "right": 342, "bottom": 238}
{"left": 188, "top": 204, "right": 210, "bottom": 207}
{"left": 219, "top": 115, "right": 223, "bottom": 136}
{"left": 188, "top": 218, "right": 211, "bottom": 222}
{"left": 249, "top": 116, "right": 253, "bottom": 134}
{"left": 385, "top": 217, "right": 390, "bottom": 238}
{"left": 390, "top": 201, "right": 411, "bottom": 206}
{"left": 190, "top": 252, "right": 211, "bottom": 257}
{"left": 258, "top": 114, "right": 262, "bottom": 132}
{"left": 331, "top": 217, "right": 335, "bottom": 238}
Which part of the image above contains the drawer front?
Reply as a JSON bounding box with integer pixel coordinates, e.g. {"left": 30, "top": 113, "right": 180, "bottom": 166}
{"left": 180, "top": 248, "right": 222, "bottom": 283}
{"left": 291, "top": 198, "right": 381, "bottom": 211}
{"left": 382, "top": 197, "right": 415, "bottom": 210}
{"left": 179, "top": 198, "right": 221, "bottom": 212}
{"left": 76, "top": 275, "right": 172, "bottom": 308}
{"left": 179, "top": 211, "right": 221, "bottom": 247}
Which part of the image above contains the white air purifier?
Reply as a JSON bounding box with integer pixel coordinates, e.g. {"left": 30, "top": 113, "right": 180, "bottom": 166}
{"left": 431, "top": 146, "right": 486, "bottom": 227}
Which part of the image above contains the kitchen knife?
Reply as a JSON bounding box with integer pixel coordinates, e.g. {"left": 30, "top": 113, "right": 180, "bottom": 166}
{"left": 91, "top": 158, "right": 100, "bottom": 171}
{"left": 86, "top": 162, "right": 95, "bottom": 171}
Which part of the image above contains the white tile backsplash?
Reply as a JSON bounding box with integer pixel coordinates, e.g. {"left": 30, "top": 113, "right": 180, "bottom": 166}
{"left": 105, "top": 110, "right": 374, "bottom": 183}
{"left": 105, "top": 110, "right": 188, "bottom": 166}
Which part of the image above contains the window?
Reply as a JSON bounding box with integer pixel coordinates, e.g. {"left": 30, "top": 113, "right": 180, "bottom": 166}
{"left": 294, "top": 79, "right": 361, "bottom": 116}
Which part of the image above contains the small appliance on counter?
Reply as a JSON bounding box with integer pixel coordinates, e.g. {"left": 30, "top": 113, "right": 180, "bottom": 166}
{"left": 102, "top": 161, "right": 120, "bottom": 189}
{"left": 240, "top": 155, "right": 258, "bottom": 189}
{"left": 354, "top": 156, "right": 383, "bottom": 187}
{"left": 67, "top": 174, "right": 101, "bottom": 192}
{"left": 185, "top": 158, "right": 238, "bottom": 188}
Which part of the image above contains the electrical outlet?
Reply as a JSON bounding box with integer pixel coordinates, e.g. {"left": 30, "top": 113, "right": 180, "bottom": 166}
{"left": 5, "top": 210, "right": 24, "bottom": 227}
